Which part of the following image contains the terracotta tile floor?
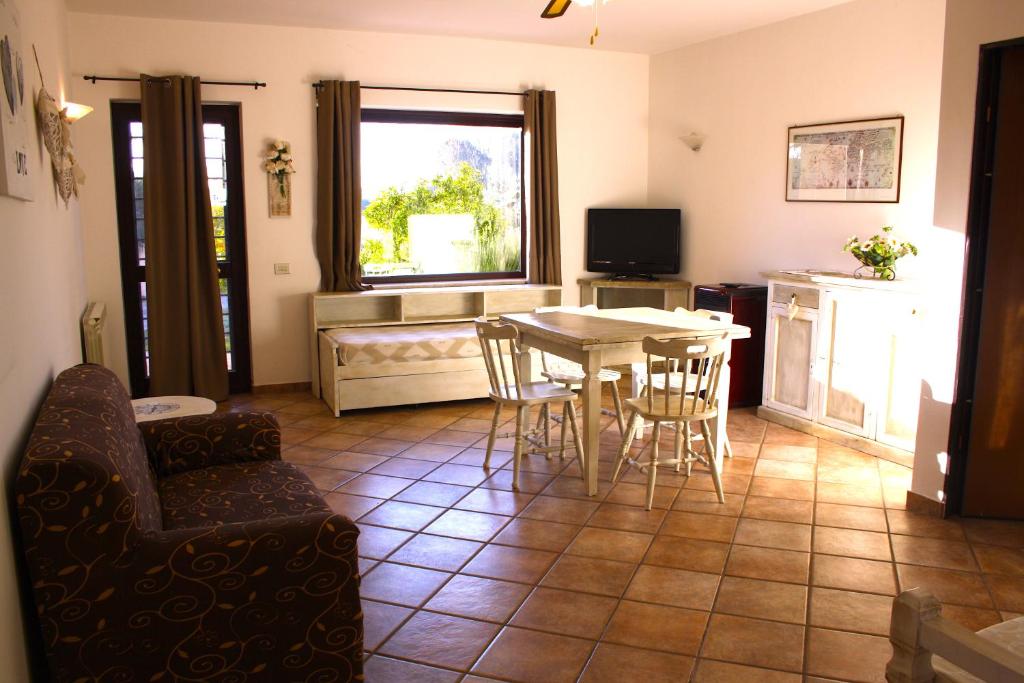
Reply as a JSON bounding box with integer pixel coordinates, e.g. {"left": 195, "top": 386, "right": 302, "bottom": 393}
{"left": 222, "top": 388, "right": 1024, "bottom": 683}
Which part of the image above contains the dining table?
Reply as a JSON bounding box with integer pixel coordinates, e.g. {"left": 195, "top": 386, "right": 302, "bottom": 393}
{"left": 498, "top": 306, "right": 752, "bottom": 496}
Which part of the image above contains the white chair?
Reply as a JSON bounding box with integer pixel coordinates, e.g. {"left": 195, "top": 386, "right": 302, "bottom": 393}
{"left": 612, "top": 334, "right": 729, "bottom": 510}
{"left": 888, "top": 588, "right": 1024, "bottom": 682}
{"left": 631, "top": 307, "right": 735, "bottom": 461}
{"left": 534, "top": 305, "right": 627, "bottom": 450}
{"left": 476, "top": 319, "right": 586, "bottom": 491}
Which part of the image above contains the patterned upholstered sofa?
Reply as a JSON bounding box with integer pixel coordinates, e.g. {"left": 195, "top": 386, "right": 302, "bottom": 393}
{"left": 16, "top": 364, "right": 362, "bottom": 682}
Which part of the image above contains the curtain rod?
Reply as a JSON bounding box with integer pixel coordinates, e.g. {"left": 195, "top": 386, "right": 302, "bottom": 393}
{"left": 83, "top": 75, "right": 268, "bottom": 90}
{"left": 312, "top": 82, "right": 525, "bottom": 97}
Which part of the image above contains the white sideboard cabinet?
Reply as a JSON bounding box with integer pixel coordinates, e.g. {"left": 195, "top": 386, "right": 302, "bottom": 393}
{"left": 760, "top": 271, "right": 922, "bottom": 459}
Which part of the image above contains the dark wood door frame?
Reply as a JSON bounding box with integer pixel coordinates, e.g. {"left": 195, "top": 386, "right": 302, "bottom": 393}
{"left": 944, "top": 36, "right": 1024, "bottom": 516}
{"left": 110, "top": 101, "right": 253, "bottom": 397}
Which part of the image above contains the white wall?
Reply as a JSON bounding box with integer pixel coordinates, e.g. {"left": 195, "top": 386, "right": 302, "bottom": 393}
{"left": 910, "top": 0, "right": 1024, "bottom": 504}
{"left": 68, "top": 14, "right": 651, "bottom": 389}
{"left": 647, "top": 0, "right": 946, "bottom": 289}
{"left": 0, "top": 0, "right": 85, "bottom": 678}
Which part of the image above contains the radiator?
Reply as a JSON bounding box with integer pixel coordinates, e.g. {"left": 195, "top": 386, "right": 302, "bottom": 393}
{"left": 81, "top": 302, "right": 106, "bottom": 365}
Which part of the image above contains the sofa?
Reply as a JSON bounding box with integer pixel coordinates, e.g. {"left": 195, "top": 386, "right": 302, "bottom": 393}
{"left": 16, "top": 364, "right": 363, "bottom": 682}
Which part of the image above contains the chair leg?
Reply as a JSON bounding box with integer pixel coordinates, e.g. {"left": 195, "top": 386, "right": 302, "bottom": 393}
{"left": 565, "top": 400, "right": 586, "bottom": 483}
{"left": 558, "top": 403, "right": 569, "bottom": 459}
{"left": 674, "top": 422, "right": 684, "bottom": 472}
{"left": 512, "top": 406, "right": 526, "bottom": 491}
{"left": 483, "top": 402, "right": 501, "bottom": 470}
{"left": 646, "top": 422, "right": 661, "bottom": 510}
{"left": 634, "top": 385, "right": 648, "bottom": 438}
{"left": 684, "top": 421, "right": 694, "bottom": 477}
{"left": 700, "top": 419, "right": 725, "bottom": 503}
{"left": 611, "top": 410, "right": 640, "bottom": 484}
{"left": 542, "top": 403, "right": 552, "bottom": 459}
{"left": 609, "top": 380, "right": 626, "bottom": 436}
{"left": 724, "top": 432, "right": 733, "bottom": 458}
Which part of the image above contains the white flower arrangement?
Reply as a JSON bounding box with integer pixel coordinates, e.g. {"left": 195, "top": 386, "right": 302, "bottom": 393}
{"left": 264, "top": 140, "right": 295, "bottom": 195}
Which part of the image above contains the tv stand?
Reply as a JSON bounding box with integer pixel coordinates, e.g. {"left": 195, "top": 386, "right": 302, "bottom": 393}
{"left": 606, "top": 274, "right": 658, "bottom": 282}
{"left": 578, "top": 277, "right": 692, "bottom": 311}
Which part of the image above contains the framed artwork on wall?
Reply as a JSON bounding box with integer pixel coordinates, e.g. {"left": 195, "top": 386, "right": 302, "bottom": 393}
{"left": 786, "top": 115, "right": 904, "bottom": 203}
{"left": 0, "top": 0, "right": 33, "bottom": 201}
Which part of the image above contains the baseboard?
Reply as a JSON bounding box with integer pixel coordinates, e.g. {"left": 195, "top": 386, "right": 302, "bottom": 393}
{"left": 906, "top": 490, "right": 945, "bottom": 517}
{"left": 756, "top": 405, "right": 914, "bottom": 469}
{"left": 252, "top": 381, "right": 312, "bottom": 395}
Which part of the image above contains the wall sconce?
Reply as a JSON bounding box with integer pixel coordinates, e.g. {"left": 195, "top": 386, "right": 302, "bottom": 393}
{"left": 680, "top": 132, "right": 706, "bottom": 152}
{"left": 62, "top": 101, "right": 93, "bottom": 122}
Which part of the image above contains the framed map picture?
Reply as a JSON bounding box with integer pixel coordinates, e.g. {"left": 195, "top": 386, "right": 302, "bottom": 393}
{"left": 786, "top": 116, "right": 904, "bottom": 203}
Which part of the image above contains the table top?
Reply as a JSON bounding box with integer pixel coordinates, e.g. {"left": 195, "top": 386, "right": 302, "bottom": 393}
{"left": 499, "top": 307, "right": 751, "bottom": 349}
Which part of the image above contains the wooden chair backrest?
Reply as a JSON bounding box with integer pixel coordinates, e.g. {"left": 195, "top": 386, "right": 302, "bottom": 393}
{"left": 475, "top": 319, "right": 523, "bottom": 401}
{"left": 643, "top": 333, "right": 728, "bottom": 417}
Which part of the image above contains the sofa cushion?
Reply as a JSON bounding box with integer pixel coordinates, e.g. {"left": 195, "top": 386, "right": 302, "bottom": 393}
{"left": 158, "top": 460, "right": 329, "bottom": 529}
{"left": 325, "top": 322, "right": 482, "bottom": 365}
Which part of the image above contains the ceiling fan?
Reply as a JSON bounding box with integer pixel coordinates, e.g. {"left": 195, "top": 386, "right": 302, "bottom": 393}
{"left": 541, "top": 0, "right": 612, "bottom": 44}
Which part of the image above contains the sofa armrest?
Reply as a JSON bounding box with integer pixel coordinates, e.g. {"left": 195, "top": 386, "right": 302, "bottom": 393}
{"left": 136, "top": 512, "right": 362, "bottom": 680}
{"left": 140, "top": 410, "right": 280, "bottom": 477}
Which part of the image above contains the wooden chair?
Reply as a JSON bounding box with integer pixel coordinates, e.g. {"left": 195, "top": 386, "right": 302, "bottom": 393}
{"left": 630, "top": 308, "right": 736, "bottom": 460}
{"left": 476, "top": 319, "right": 586, "bottom": 491}
{"left": 533, "top": 305, "right": 627, "bottom": 455}
{"left": 888, "top": 588, "right": 1024, "bottom": 682}
{"left": 612, "top": 334, "right": 729, "bottom": 509}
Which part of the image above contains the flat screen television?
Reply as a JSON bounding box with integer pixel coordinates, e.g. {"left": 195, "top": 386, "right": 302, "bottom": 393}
{"left": 586, "top": 208, "right": 681, "bottom": 277}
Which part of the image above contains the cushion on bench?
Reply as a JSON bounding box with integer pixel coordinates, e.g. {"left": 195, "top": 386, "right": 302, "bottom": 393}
{"left": 325, "top": 322, "right": 483, "bottom": 366}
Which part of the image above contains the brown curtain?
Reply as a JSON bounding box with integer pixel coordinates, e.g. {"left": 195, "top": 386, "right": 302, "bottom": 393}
{"left": 140, "top": 74, "right": 229, "bottom": 401}
{"left": 524, "top": 89, "right": 562, "bottom": 285}
{"left": 316, "top": 80, "right": 369, "bottom": 291}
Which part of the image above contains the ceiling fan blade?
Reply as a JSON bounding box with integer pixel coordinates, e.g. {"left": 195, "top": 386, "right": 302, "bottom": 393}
{"left": 541, "top": 0, "right": 572, "bottom": 19}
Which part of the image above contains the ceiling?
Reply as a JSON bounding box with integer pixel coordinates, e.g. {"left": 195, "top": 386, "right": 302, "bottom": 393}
{"left": 65, "top": 0, "right": 852, "bottom": 55}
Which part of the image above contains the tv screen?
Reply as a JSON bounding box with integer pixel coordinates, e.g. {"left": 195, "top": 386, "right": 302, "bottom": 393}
{"left": 586, "top": 208, "right": 681, "bottom": 276}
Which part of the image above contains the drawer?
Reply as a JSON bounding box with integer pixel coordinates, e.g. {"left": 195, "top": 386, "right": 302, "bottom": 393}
{"left": 772, "top": 284, "right": 820, "bottom": 309}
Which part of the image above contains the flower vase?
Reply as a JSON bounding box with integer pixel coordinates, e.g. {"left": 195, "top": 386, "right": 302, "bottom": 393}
{"left": 268, "top": 172, "right": 291, "bottom": 217}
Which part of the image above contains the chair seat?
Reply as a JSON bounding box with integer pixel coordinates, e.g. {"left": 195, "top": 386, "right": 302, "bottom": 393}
{"left": 631, "top": 362, "right": 706, "bottom": 393}
{"left": 158, "top": 460, "right": 330, "bottom": 530}
{"left": 491, "top": 381, "right": 577, "bottom": 405}
{"left": 624, "top": 395, "right": 717, "bottom": 421}
{"left": 542, "top": 367, "right": 622, "bottom": 384}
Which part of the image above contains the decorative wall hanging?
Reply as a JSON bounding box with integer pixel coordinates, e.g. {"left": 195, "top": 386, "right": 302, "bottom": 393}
{"left": 0, "top": 0, "right": 33, "bottom": 200}
{"left": 786, "top": 115, "right": 904, "bottom": 203}
{"left": 32, "top": 46, "right": 87, "bottom": 205}
{"left": 264, "top": 139, "right": 294, "bottom": 217}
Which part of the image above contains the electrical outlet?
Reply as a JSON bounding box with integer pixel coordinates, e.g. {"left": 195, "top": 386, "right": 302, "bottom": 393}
{"left": 273, "top": 263, "right": 291, "bottom": 275}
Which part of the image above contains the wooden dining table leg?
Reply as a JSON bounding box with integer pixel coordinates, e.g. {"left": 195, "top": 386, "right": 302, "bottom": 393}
{"left": 581, "top": 350, "right": 603, "bottom": 496}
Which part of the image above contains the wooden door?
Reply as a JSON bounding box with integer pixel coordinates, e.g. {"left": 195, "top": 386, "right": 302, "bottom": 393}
{"left": 764, "top": 303, "right": 818, "bottom": 419}
{"left": 959, "top": 43, "right": 1024, "bottom": 518}
{"left": 816, "top": 289, "right": 877, "bottom": 437}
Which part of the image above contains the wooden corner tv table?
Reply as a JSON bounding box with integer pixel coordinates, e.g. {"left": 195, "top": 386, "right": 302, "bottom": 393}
{"left": 499, "top": 306, "right": 751, "bottom": 496}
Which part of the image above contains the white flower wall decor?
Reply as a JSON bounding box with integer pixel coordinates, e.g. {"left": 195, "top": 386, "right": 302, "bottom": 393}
{"left": 264, "top": 139, "right": 295, "bottom": 217}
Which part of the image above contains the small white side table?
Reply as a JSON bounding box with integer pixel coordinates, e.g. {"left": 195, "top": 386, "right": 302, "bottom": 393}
{"left": 131, "top": 396, "right": 217, "bottom": 423}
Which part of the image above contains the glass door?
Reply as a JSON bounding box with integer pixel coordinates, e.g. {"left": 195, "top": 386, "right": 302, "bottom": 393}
{"left": 111, "top": 102, "right": 252, "bottom": 397}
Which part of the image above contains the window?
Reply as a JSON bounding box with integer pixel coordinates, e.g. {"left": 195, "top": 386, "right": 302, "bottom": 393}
{"left": 359, "top": 109, "right": 525, "bottom": 283}
{"left": 111, "top": 103, "right": 252, "bottom": 397}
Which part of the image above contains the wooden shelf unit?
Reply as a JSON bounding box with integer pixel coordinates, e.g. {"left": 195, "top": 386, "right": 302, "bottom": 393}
{"left": 578, "top": 277, "right": 692, "bottom": 311}
{"left": 310, "top": 284, "right": 561, "bottom": 398}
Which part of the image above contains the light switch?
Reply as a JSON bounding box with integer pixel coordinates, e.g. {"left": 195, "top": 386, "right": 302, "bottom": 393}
{"left": 274, "top": 263, "right": 291, "bottom": 275}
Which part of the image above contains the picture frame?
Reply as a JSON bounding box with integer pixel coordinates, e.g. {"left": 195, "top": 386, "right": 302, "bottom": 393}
{"left": 0, "top": 0, "right": 34, "bottom": 200}
{"left": 786, "top": 115, "right": 904, "bottom": 203}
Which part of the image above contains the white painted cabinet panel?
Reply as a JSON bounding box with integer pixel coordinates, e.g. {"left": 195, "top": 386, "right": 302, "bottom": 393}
{"left": 764, "top": 303, "right": 818, "bottom": 420}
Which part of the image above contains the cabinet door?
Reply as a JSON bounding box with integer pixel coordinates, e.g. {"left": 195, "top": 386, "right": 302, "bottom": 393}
{"left": 816, "top": 289, "right": 879, "bottom": 437}
{"left": 875, "top": 298, "right": 921, "bottom": 450}
{"left": 763, "top": 303, "right": 818, "bottom": 419}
